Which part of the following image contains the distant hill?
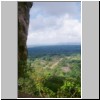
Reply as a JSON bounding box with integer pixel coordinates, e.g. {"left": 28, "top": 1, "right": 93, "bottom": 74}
{"left": 27, "top": 45, "right": 81, "bottom": 58}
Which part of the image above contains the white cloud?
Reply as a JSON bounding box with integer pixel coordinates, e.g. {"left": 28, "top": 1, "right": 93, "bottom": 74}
{"left": 27, "top": 13, "right": 81, "bottom": 46}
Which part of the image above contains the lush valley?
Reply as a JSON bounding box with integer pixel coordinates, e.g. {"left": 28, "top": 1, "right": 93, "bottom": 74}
{"left": 18, "top": 45, "right": 81, "bottom": 98}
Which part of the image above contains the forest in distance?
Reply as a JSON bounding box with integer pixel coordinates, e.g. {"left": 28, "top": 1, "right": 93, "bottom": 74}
{"left": 18, "top": 45, "right": 81, "bottom": 98}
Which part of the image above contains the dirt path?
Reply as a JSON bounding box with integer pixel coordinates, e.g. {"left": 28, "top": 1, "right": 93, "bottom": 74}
{"left": 50, "top": 58, "right": 63, "bottom": 69}
{"left": 50, "top": 57, "right": 71, "bottom": 73}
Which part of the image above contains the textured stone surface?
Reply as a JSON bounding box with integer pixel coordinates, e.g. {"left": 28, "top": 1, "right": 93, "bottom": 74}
{"left": 18, "top": 2, "right": 33, "bottom": 78}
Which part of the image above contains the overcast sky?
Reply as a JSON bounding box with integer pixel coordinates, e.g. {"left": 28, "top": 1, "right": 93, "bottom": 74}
{"left": 27, "top": 2, "right": 81, "bottom": 46}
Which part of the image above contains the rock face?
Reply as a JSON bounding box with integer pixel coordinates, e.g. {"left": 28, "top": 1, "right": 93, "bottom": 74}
{"left": 18, "top": 2, "right": 33, "bottom": 78}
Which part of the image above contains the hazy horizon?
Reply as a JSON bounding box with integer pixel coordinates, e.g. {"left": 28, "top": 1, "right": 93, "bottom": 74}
{"left": 27, "top": 43, "right": 81, "bottom": 48}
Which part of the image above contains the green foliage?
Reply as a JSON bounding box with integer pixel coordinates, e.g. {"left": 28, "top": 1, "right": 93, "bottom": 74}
{"left": 58, "top": 78, "right": 81, "bottom": 98}
{"left": 18, "top": 54, "right": 81, "bottom": 98}
{"left": 44, "top": 75, "right": 64, "bottom": 93}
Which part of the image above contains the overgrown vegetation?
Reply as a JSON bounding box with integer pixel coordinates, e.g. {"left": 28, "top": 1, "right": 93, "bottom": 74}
{"left": 18, "top": 53, "right": 81, "bottom": 98}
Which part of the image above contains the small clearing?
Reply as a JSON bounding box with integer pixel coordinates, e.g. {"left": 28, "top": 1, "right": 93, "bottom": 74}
{"left": 61, "top": 66, "right": 71, "bottom": 72}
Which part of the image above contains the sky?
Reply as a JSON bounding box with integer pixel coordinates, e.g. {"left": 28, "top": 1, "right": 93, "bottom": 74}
{"left": 27, "top": 2, "right": 81, "bottom": 46}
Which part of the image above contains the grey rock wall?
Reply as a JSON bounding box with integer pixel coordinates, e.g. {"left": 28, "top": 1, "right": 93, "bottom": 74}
{"left": 18, "top": 2, "right": 33, "bottom": 78}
